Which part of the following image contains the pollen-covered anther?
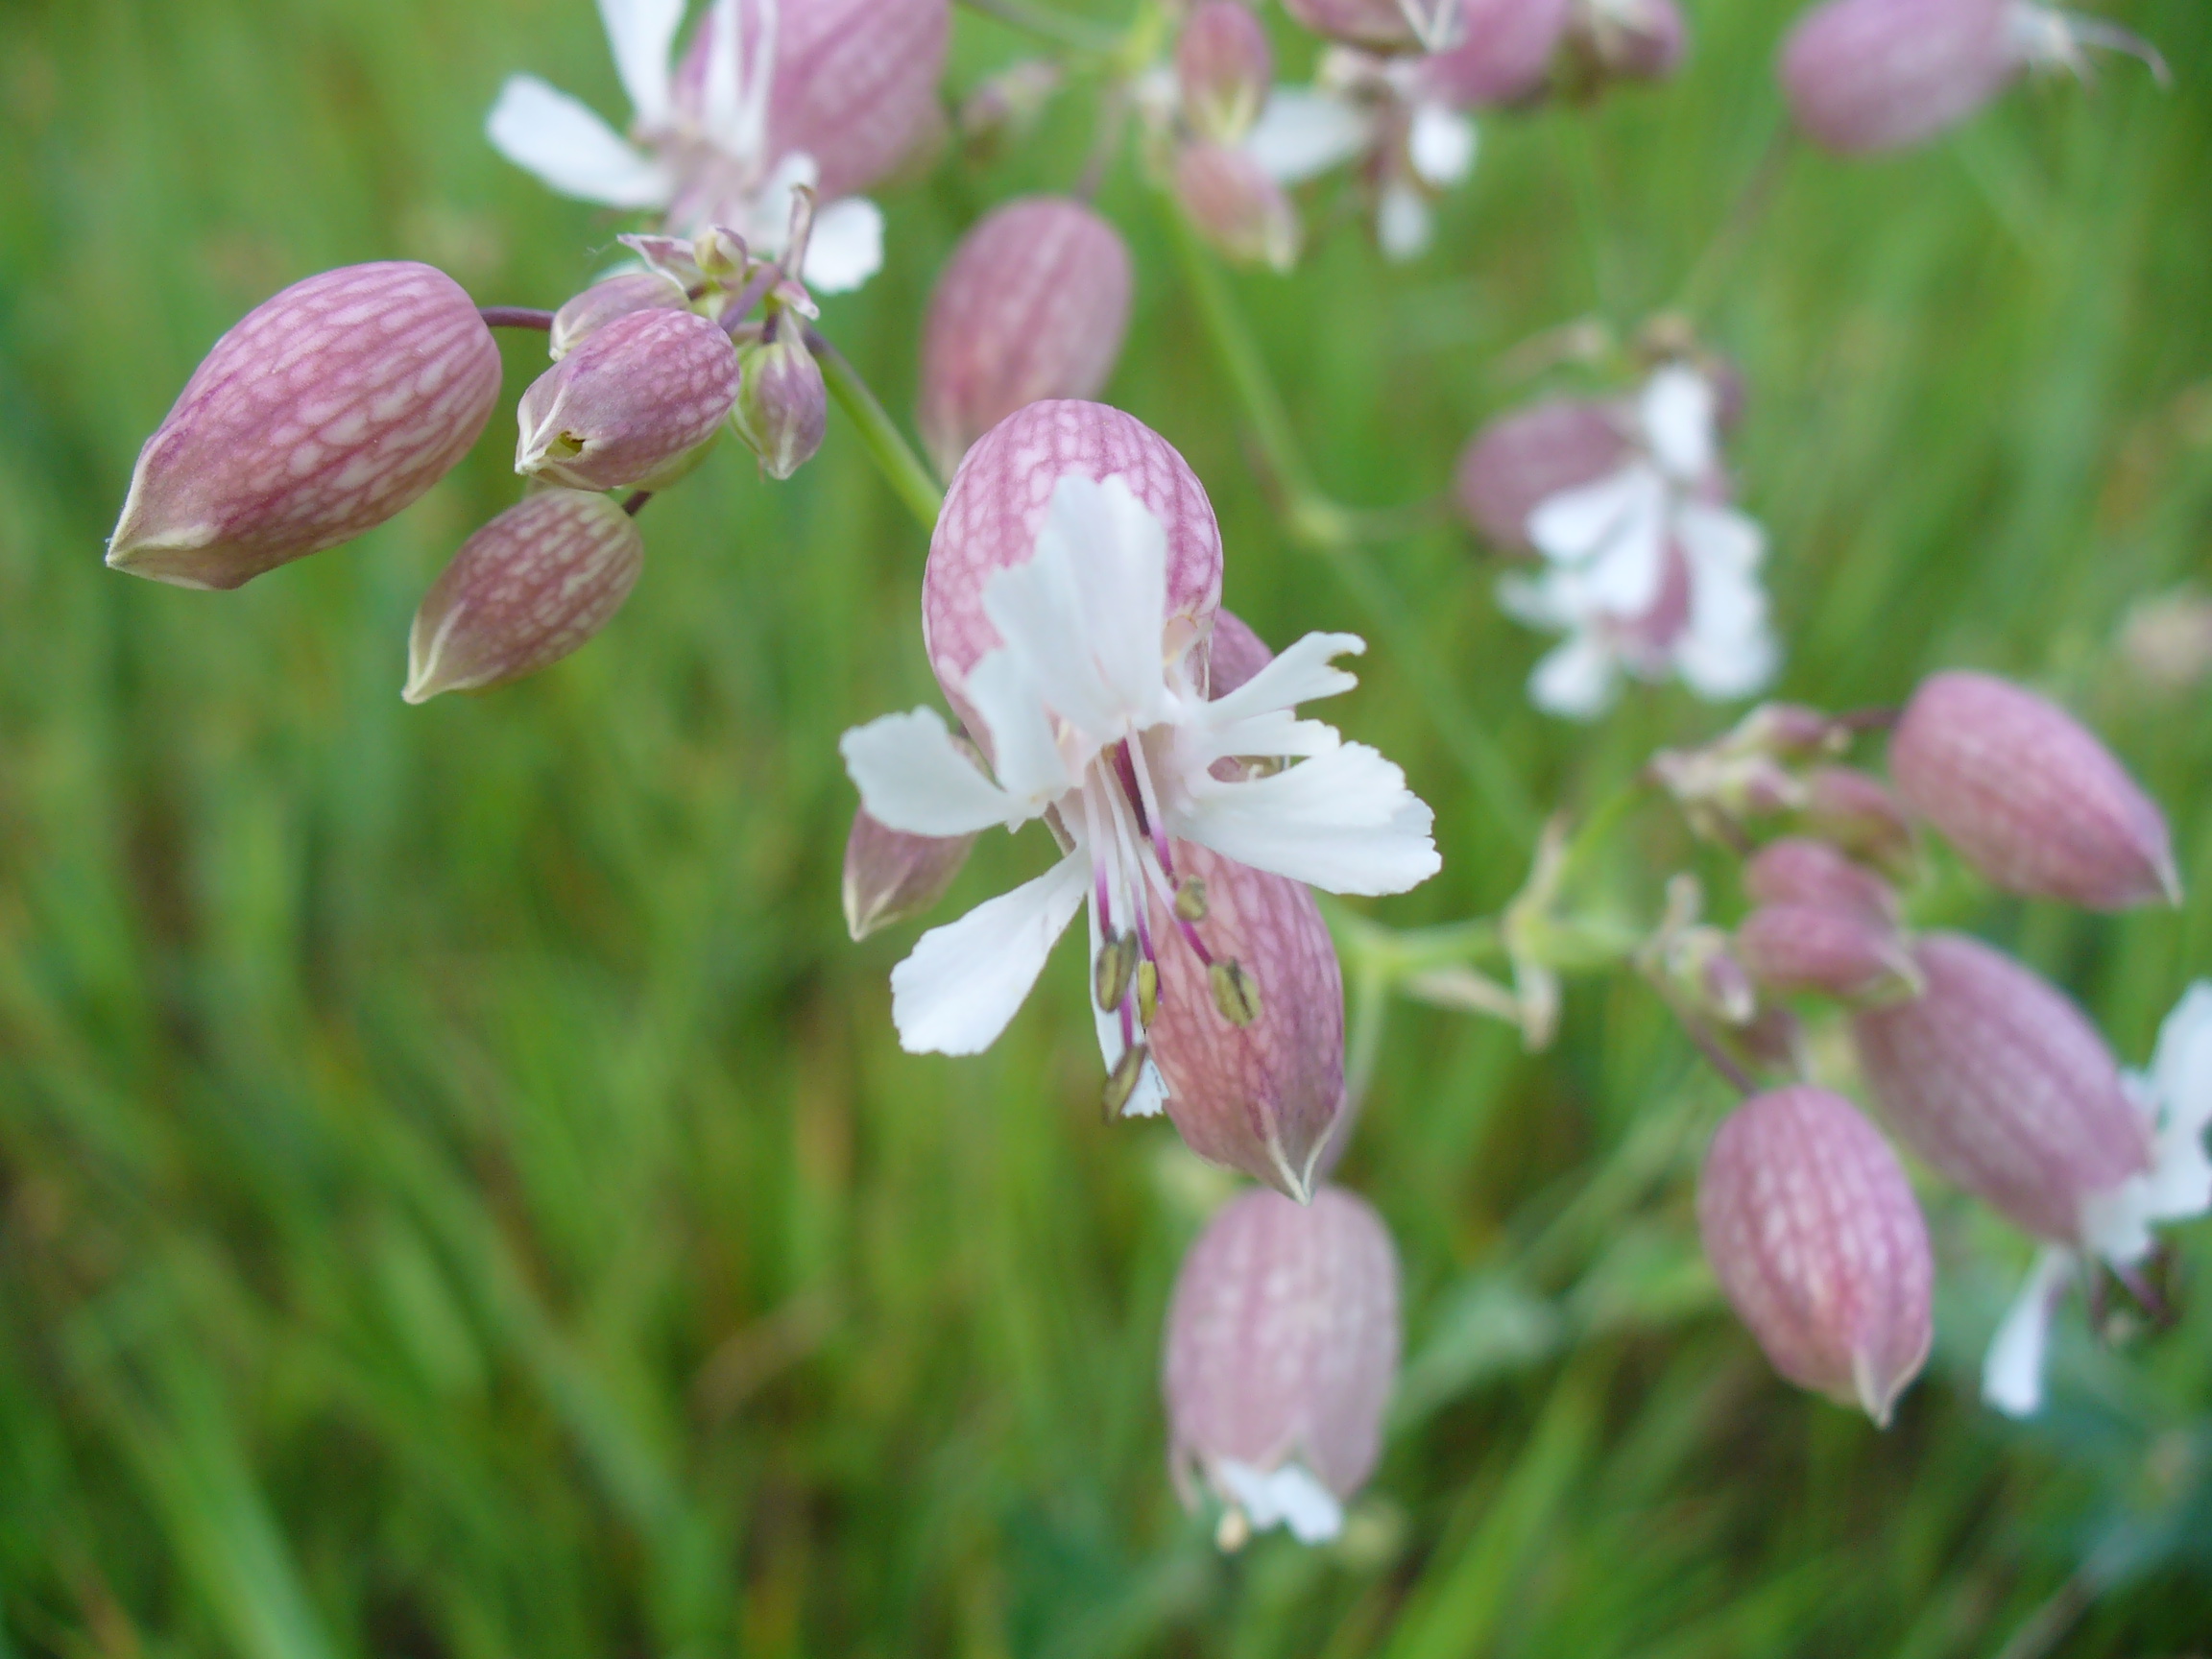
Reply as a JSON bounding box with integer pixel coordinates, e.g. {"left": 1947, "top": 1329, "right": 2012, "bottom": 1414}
{"left": 1095, "top": 932, "right": 1140, "bottom": 1013}
{"left": 1175, "top": 879, "right": 1211, "bottom": 923}
{"left": 1210, "top": 959, "right": 1262, "bottom": 1027}
{"left": 1104, "top": 1043, "right": 1152, "bottom": 1119}
{"left": 1136, "top": 959, "right": 1162, "bottom": 1027}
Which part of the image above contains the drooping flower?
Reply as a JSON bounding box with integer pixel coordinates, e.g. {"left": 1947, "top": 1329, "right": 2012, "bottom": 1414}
{"left": 1498, "top": 363, "right": 1778, "bottom": 718}
{"left": 1164, "top": 1185, "right": 1401, "bottom": 1547}
{"left": 487, "top": 0, "right": 949, "bottom": 293}
{"left": 839, "top": 401, "right": 1438, "bottom": 1154}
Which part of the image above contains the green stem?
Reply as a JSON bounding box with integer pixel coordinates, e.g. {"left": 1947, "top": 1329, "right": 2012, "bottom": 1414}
{"left": 808, "top": 330, "right": 943, "bottom": 532}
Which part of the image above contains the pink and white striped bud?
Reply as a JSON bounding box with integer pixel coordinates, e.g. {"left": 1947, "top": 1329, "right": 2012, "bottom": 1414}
{"left": 923, "top": 400, "right": 1222, "bottom": 725}
{"left": 1697, "top": 1087, "right": 1934, "bottom": 1424}
{"left": 1421, "top": 0, "right": 1574, "bottom": 106}
{"left": 516, "top": 308, "right": 740, "bottom": 491}
{"left": 1736, "top": 903, "right": 1920, "bottom": 1005}
{"left": 731, "top": 325, "right": 829, "bottom": 480}
{"left": 843, "top": 809, "right": 975, "bottom": 940}
{"left": 1453, "top": 397, "right": 1629, "bottom": 554}
{"left": 1146, "top": 841, "right": 1347, "bottom": 1201}
{"left": 1165, "top": 1185, "right": 1400, "bottom": 1546}
{"left": 1177, "top": 2, "right": 1275, "bottom": 141}
{"left": 108, "top": 262, "right": 501, "bottom": 590}
{"left": 1563, "top": 0, "right": 1686, "bottom": 84}
{"left": 549, "top": 272, "right": 689, "bottom": 361}
{"left": 916, "top": 198, "right": 1134, "bottom": 480}
{"left": 1890, "top": 670, "right": 2176, "bottom": 909}
{"left": 1174, "top": 142, "right": 1299, "bottom": 273}
{"left": 1743, "top": 836, "right": 1899, "bottom": 924}
{"left": 1797, "top": 765, "right": 1916, "bottom": 879}
{"left": 1852, "top": 931, "right": 2151, "bottom": 1246}
{"left": 403, "top": 489, "right": 644, "bottom": 702}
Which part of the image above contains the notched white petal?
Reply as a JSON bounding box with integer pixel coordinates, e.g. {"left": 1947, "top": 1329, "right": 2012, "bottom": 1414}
{"left": 487, "top": 75, "right": 674, "bottom": 207}
{"left": 1982, "top": 1246, "right": 2074, "bottom": 1418}
{"left": 1243, "top": 88, "right": 1374, "bottom": 184}
{"left": 1184, "top": 743, "right": 1440, "bottom": 895}
{"left": 595, "top": 0, "right": 684, "bottom": 126}
{"left": 890, "top": 854, "right": 1090, "bottom": 1054}
{"left": 841, "top": 709, "right": 1023, "bottom": 836}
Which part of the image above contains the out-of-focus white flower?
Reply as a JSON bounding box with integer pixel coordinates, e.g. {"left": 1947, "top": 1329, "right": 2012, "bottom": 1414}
{"left": 1499, "top": 365, "right": 1777, "bottom": 718}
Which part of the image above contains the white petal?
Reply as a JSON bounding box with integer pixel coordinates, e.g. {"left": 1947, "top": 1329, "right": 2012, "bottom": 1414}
{"left": 1672, "top": 536, "right": 1778, "bottom": 703}
{"left": 1214, "top": 1460, "right": 1344, "bottom": 1544}
{"left": 964, "top": 648, "right": 1079, "bottom": 808}
{"left": 1496, "top": 570, "right": 1575, "bottom": 630}
{"left": 1528, "top": 631, "right": 1622, "bottom": 718}
{"left": 1200, "top": 631, "right": 1364, "bottom": 729}
{"left": 1183, "top": 744, "right": 1440, "bottom": 895}
{"left": 1982, "top": 1247, "right": 2075, "bottom": 1418}
{"left": 1639, "top": 365, "right": 1717, "bottom": 483}
{"left": 840, "top": 709, "right": 1026, "bottom": 836}
{"left": 2151, "top": 981, "right": 2212, "bottom": 1145}
{"left": 700, "top": 0, "right": 748, "bottom": 152}
{"left": 1527, "top": 469, "right": 1666, "bottom": 609}
{"left": 1675, "top": 499, "right": 1766, "bottom": 575}
{"left": 596, "top": 0, "right": 682, "bottom": 126}
{"left": 1242, "top": 87, "right": 1375, "bottom": 183}
{"left": 487, "top": 75, "right": 674, "bottom": 207}
{"left": 890, "top": 854, "right": 1089, "bottom": 1054}
{"left": 1376, "top": 181, "right": 1431, "bottom": 262}
{"left": 1407, "top": 101, "right": 1477, "bottom": 187}
{"left": 802, "top": 197, "right": 885, "bottom": 293}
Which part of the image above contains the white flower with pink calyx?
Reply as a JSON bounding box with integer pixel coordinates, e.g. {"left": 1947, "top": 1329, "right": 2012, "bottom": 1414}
{"left": 1499, "top": 362, "right": 1777, "bottom": 718}
{"left": 487, "top": 0, "right": 948, "bottom": 293}
{"left": 839, "top": 402, "right": 1438, "bottom": 1140}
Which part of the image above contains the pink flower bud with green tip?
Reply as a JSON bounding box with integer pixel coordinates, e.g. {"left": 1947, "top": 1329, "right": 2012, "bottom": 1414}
{"left": 1798, "top": 764, "right": 1916, "bottom": 879}
{"left": 1697, "top": 1087, "right": 1934, "bottom": 1425}
{"left": 1178, "top": 2, "right": 1275, "bottom": 141}
{"left": 1454, "top": 397, "right": 1629, "bottom": 554}
{"left": 403, "top": 489, "right": 644, "bottom": 702}
{"left": 1174, "top": 141, "right": 1300, "bottom": 273}
{"left": 843, "top": 809, "right": 975, "bottom": 940}
{"left": 1165, "top": 1186, "right": 1400, "bottom": 1547}
{"left": 916, "top": 198, "right": 1134, "bottom": 481}
{"left": 1737, "top": 903, "right": 1921, "bottom": 1005}
{"left": 107, "top": 262, "right": 501, "bottom": 591}
{"left": 1890, "top": 670, "right": 2177, "bottom": 909}
{"left": 1779, "top": 0, "right": 2167, "bottom": 156}
{"left": 1421, "top": 0, "right": 1574, "bottom": 107}
{"left": 1744, "top": 836, "right": 1899, "bottom": 924}
{"left": 516, "top": 307, "right": 740, "bottom": 491}
{"left": 549, "top": 271, "right": 689, "bottom": 361}
{"left": 731, "top": 324, "right": 828, "bottom": 480}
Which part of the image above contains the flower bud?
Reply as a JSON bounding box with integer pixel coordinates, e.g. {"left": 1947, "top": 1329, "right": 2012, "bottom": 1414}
{"left": 1178, "top": 2, "right": 1274, "bottom": 141}
{"left": 1889, "top": 671, "right": 2178, "bottom": 909}
{"left": 1422, "top": 0, "right": 1574, "bottom": 106}
{"left": 1852, "top": 931, "right": 2151, "bottom": 1245}
{"left": 958, "top": 60, "right": 1063, "bottom": 149}
{"left": 1796, "top": 765, "right": 1916, "bottom": 878}
{"left": 1147, "top": 843, "right": 1345, "bottom": 1200}
{"left": 1743, "top": 836, "right": 1898, "bottom": 924}
{"left": 924, "top": 399, "right": 1222, "bottom": 719}
{"left": 843, "top": 809, "right": 975, "bottom": 940}
{"left": 1453, "top": 397, "right": 1629, "bottom": 554}
{"left": 916, "top": 198, "right": 1134, "bottom": 480}
{"left": 1174, "top": 142, "right": 1299, "bottom": 273}
{"left": 1697, "top": 1087, "right": 1934, "bottom": 1424}
{"left": 549, "top": 271, "right": 689, "bottom": 361}
{"left": 1562, "top": 0, "right": 1686, "bottom": 84}
{"left": 1779, "top": 0, "right": 2016, "bottom": 152}
{"left": 403, "top": 489, "right": 644, "bottom": 702}
{"left": 1736, "top": 903, "right": 1920, "bottom": 1005}
{"left": 1165, "top": 1185, "right": 1400, "bottom": 1546}
{"left": 731, "top": 325, "right": 829, "bottom": 480}
{"left": 107, "top": 262, "right": 501, "bottom": 590}
{"left": 516, "top": 308, "right": 740, "bottom": 491}
{"left": 1281, "top": 0, "right": 1419, "bottom": 49}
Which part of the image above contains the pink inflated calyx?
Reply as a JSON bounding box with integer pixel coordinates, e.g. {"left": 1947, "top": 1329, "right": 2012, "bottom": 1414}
{"left": 732, "top": 322, "right": 829, "bottom": 480}
{"left": 1736, "top": 903, "right": 1919, "bottom": 1005}
{"left": 1743, "top": 835, "right": 1898, "bottom": 925}
{"left": 916, "top": 198, "right": 1135, "bottom": 481}
{"left": 1454, "top": 396, "right": 1629, "bottom": 554}
{"left": 516, "top": 307, "right": 740, "bottom": 492}
{"left": 108, "top": 262, "right": 501, "bottom": 590}
{"left": 404, "top": 489, "right": 645, "bottom": 702}
{"left": 1697, "top": 1087, "right": 1934, "bottom": 1424}
{"left": 1165, "top": 1185, "right": 1401, "bottom": 1547}
{"left": 1852, "top": 932, "right": 2151, "bottom": 1245}
{"left": 1889, "top": 669, "right": 2177, "bottom": 909}
{"left": 549, "top": 271, "right": 689, "bottom": 360}
{"left": 922, "top": 400, "right": 1223, "bottom": 725}
{"left": 1173, "top": 142, "right": 1299, "bottom": 273}
{"left": 1780, "top": 0, "right": 2019, "bottom": 153}
{"left": 844, "top": 808, "right": 975, "bottom": 940}
{"left": 1422, "top": 0, "right": 1574, "bottom": 106}
{"left": 1797, "top": 766, "right": 1916, "bottom": 879}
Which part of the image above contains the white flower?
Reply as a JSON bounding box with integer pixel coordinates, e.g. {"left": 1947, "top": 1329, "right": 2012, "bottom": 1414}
{"left": 1501, "top": 365, "right": 1778, "bottom": 719}
{"left": 1984, "top": 981, "right": 2212, "bottom": 1416}
{"left": 839, "top": 475, "right": 1439, "bottom": 1111}
{"left": 486, "top": 0, "right": 885, "bottom": 293}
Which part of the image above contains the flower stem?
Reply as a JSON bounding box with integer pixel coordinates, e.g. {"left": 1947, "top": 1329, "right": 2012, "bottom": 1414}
{"left": 955, "top": 0, "right": 1123, "bottom": 53}
{"left": 479, "top": 306, "right": 554, "bottom": 331}
{"left": 805, "top": 329, "right": 943, "bottom": 532}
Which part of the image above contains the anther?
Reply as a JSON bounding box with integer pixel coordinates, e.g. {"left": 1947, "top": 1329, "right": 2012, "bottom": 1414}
{"left": 1135, "top": 959, "right": 1161, "bottom": 1027}
{"left": 1174, "top": 878, "right": 1209, "bottom": 923}
{"left": 1094, "top": 931, "right": 1138, "bottom": 1012}
{"left": 1209, "top": 959, "right": 1262, "bottom": 1026}
{"left": 1102, "top": 1043, "right": 1150, "bottom": 1118}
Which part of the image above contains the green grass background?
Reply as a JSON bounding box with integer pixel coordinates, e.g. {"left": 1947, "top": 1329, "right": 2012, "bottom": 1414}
{"left": 2, "top": 0, "right": 2209, "bottom": 1650}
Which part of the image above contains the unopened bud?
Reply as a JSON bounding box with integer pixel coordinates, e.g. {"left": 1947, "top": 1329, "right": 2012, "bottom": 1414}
{"left": 1736, "top": 903, "right": 1921, "bottom": 1005}
{"left": 1697, "top": 1087, "right": 1934, "bottom": 1425}
{"left": 1165, "top": 1186, "right": 1400, "bottom": 1545}
{"left": 403, "top": 489, "right": 643, "bottom": 702}
{"left": 731, "top": 324, "right": 830, "bottom": 480}
{"left": 1177, "top": 1, "right": 1274, "bottom": 142}
{"left": 916, "top": 198, "right": 1134, "bottom": 480}
{"left": 549, "top": 271, "right": 689, "bottom": 360}
{"left": 1889, "top": 670, "right": 2177, "bottom": 910}
{"left": 517, "top": 308, "right": 740, "bottom": 490}
{"left": 1453, "top": 397, "right": 1629, "bottom": 554}
{"left": 1421, "top": 0, "right": 1574, "bottom": 107}
{"left": 1095, "top": 931, "right": 1140, "bottom": 1012}
{"left": 1852, "top": 931, "right": 2151, "bottom": 1245}
{"left": 1797, "top": 766, "right": 1916, "bottom": 878}
{"left": 1743, "top": 836, "right": 1899, "bottom": 924}
{"left": 843, "top": 810, "right": 975, "bottom": 940}
{"left": 1210, "top": 958, "right": 1262, "bottom": 1026}
{"left": 108, "top": 262, "right": 501, "bottom": 589}
{"left": 1173, "top": 141, "right": 1299, "bottom": 273}
{"left": 692, "top": 225, "right": 748, "bottom": 279}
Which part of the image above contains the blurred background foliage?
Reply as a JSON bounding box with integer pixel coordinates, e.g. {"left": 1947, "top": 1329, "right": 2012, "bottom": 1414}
{"left": 1, "top": 0, "right": 2209, "bottom": 1651}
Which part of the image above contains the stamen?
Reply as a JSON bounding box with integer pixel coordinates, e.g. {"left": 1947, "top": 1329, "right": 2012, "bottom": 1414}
{"left": 1123, "top": 735, "right": 1179, "bottom": 881}
{"left": 1174, "top": 878, "right": 1209, "bottom": 923}
{"left": 1102, "top": 1043, "right": 1150, "bottom": 1118}
{"left": 1094, "top": 930, "right": 1137, "bottom": 1013}
{"left": 1135, "top": 959, "right": 1160, "bottom": 1027}
{"left": 1209, "top": 959, "right": 1262, "bottom": 1026}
